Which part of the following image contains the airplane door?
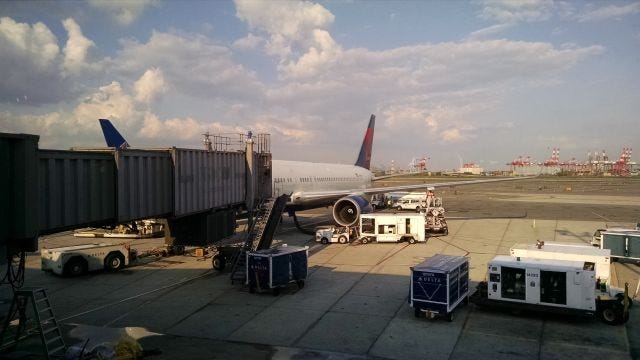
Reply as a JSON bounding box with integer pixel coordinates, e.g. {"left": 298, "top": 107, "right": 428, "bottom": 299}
{"left": 526, "top": 268, "right": 540, "bottom": 304}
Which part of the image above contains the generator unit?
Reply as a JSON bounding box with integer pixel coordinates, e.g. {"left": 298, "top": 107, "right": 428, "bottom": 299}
{"left": 471, "top": 255, "right": 630, "bottom": 325}
{"left": 510, "top": 241, "right": 611, "bottom": 282}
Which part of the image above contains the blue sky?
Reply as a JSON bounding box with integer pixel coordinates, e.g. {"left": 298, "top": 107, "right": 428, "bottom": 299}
{"left": 0, "top": 0, "right": 638, "bottom": 171}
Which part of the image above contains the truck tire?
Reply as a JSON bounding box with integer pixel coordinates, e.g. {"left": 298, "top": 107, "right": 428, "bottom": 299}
{"left": 396, "top": 206, "right": 402, "bottom": 211}
{"left": 443, "top": 228, "right": 449, "bottom": 236}
{"left": 615, "top": 293, "right": 633, "bottom": 308}
{"left": 408, "top": 237, "right": 416, "bottom": 244}
{"left": 599, "top": 303, "right": 622, "bottom": 325}
{"left": 361, "top": 237, "right": 369, "bottom": 244}
{"left": 105, "top": 252, "right": 125, "bottom": 271}
{"left": 338, "top": 236, "right": 348, "bottom": 244}
{"left": 321, "top": 237, "right": 329, "bottom": 244}
{"left": 212, "top": 255, "right": 226, "bottom": 271}
{"left": 64, "top": 257, "right": 88, "bottom": 277}
{"left": 414, "top": 307, "right": 422, "bottom": 318}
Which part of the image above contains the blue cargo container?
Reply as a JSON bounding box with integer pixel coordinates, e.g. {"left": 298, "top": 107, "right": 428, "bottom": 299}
{"left": 410, "top": 254, "right": 469, "bottom": 321}
{"left": 247, "top": 245, "right": 308, "bottom": 295}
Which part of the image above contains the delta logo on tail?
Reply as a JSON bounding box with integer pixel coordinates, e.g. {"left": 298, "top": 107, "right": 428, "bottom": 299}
{"left": 99, "top": 119, "right": 130, "bottom": 150}
{"left": 355, "top": 114, "right": 375, "bottom": 170}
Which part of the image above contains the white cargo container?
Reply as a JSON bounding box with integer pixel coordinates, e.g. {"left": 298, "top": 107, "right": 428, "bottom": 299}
{"left": 510, "top": 241, "right": 611, "bottom": 281}
{"left": 359, "top": 213, "right": 425, "bottom": 244}
{"left": 41, "top": 243, "right": 131, "bottom": 276}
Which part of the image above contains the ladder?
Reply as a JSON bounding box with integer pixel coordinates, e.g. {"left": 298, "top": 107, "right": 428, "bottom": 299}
{"left": 0, "top": 287, "right": 66, "bottom": 359}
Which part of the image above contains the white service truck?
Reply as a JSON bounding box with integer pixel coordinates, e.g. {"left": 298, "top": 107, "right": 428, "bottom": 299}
{"left": 41, "top": 243, "right": 133, "bottom": 276}
{"left": 470, "top": 255, "right": 631, "bottom": 325}
{"left": 358, "top": 213, "right": 426, "bottom": 244}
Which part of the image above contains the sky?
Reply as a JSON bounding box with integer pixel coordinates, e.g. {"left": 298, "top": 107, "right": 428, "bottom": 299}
{"left": 0, "top": 0, "right": 639, "bottom": 171}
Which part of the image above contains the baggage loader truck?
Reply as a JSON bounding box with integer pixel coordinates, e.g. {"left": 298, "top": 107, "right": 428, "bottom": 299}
{"left": 470, "top": 255, "right": 631, "bottom": 325}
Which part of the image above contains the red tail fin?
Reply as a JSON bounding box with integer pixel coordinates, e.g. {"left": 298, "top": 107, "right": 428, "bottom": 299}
{"left": 355, "top": 114, "right": 375, "bottom": 169}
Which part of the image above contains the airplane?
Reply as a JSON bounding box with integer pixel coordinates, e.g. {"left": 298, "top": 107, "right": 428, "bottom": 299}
{"left": 99, "top": 116, "right": 530, "bottom": 231}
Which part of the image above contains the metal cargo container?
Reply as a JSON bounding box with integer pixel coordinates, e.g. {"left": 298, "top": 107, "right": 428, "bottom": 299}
{"left": 0, "top": 133, "right": 40, "bottom": 254}
{"left": 115, "top": 150, "right": 173, "bottom": 222}
{"left": 601, "top": 230, "right": 640, "bottom": 261}
{"left": 38, "top": 150, "right": 116, "bottom": 234}
{"left": 247, "top": 245, "right": 308, "bottom": 295}
{"left": 171, "top": 148, "right": 246, "bottom": 217}
{"left": 410, "top": 254, "right": 469, "bottom": 321}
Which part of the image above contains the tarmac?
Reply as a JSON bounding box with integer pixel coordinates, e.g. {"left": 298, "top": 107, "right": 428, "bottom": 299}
{"left": 1, "top": 177, "right": 639, "bottom": 359}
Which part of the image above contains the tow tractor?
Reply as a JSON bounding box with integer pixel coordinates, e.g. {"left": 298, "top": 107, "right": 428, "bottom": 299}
{"left": 315, "top": 225, "right": 357, "bottom": 244}
{"left": 470, "top": 255, "right": 631, "bottom": 325}
{"left": 41, "top": 243, "right": 135, "bottom": 276}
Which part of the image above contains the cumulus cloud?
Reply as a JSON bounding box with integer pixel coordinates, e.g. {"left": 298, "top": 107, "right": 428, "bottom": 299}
{"left": 62, "top": 18, "right": 95, "bottom": 74}
{"left": 441, "top": 128, "right": 463, "bottom": 142}
{"left": 88, "top": 0, "right": 155, "bottom": 26}
{"left": 116, "top": 31, "right": 264, "bottom": 100}
{"left": 134, "top": 67, "right": 168, "bottom": 103}
{"left": 576, "top": 2, "right": 640, "bottom": 22}
{"left": 0, "top": 17, "right": 64, "bottom": 103}
{"left": 234, "top": 0, "right": 341, "bottom": 78}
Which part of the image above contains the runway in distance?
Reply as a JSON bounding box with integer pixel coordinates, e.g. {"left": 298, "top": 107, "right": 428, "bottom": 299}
{"left": 99, "top": 116, "right": 529, "bottom": 229}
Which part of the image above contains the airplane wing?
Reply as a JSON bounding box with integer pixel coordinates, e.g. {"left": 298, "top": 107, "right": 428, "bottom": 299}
{"left": 290, "top": 176, "right": 535, "bottom": 202}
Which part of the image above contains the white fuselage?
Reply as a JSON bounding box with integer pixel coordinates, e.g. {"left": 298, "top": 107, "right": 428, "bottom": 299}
{"left": 272, "top": 160, "right": 374, "bottom": 208}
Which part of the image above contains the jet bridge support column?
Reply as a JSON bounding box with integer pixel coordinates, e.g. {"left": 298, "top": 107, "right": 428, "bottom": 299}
{"left": 245, "top": 133, "right": 255, "bottom": 230}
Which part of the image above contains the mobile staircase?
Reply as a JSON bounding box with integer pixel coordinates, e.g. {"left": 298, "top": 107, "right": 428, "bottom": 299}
{"left": 229, "top": 194, "right": 289, "bottom": 284}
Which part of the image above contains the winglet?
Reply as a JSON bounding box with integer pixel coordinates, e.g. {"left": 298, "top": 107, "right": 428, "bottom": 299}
{"left": 99, "top": 119, "right": 130, "bottom": 149}
{"left": 355, "top": 114, "right": 375, "bottom": 169}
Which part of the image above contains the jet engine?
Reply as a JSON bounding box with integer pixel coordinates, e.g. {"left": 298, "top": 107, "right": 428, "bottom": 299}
{"left": 332, "top": 195, "right": 373, "bottom": 227}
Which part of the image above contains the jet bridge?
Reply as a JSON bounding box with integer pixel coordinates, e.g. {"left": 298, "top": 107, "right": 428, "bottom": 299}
{"left": 0, "top": 132, "right": 272, "bottom": 260}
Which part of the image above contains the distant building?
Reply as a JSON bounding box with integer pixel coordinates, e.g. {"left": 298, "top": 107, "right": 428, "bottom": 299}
{"left": 459, "top": 163, "right": 483, "bottom": 175}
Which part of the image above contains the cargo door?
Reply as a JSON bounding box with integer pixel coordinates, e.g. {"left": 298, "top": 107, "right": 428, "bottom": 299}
{"left": 602, "top": 234, "right": 626, "bottom": 257}
{"left": 525, "top": 268, "right": 539, "bottom": 303}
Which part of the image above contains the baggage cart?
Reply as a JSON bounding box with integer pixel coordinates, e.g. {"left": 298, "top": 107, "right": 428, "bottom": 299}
{"left": 247, "top": 245, "right": 308, "bottom": 295}
{"left": 410, "top": 254, "right": 469, "bottom": 321}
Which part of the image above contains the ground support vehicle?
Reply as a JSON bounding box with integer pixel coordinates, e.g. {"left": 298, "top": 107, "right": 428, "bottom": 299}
{"left": 246, "top": 245, "right": 308, "bottom": 295}
{"left": 41, "top": 243, "right": 133, "bottom": 276}
{"left": 393, "top": 198, "right": 427, "bottom": 212}
{"left": 470, "top": 255, "right": 631, "bottom": 325}
{"left": 510, "top": 241, "right": 611, "bottom": 282}
{"left": 410, "top": 254, "right": 469, "bottom": 321}
{"left": 315, "top": 226, "right": 357, "bottom": 244}
{"left": 595, "top": 229, "right": 640, "bottom": 262}
{"left": 423, "top": 207, "right": 448, "bottom": 235}
{"left": 358, "top": 213, "right": 426, "bottom": 244}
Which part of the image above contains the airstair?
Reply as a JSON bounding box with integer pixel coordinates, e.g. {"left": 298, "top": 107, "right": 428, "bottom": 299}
{"left": 229, "top": 194, "right": 289, "bottom": 284}
{"left": 0, "top": 288, "right": 66, "bottom": 359}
